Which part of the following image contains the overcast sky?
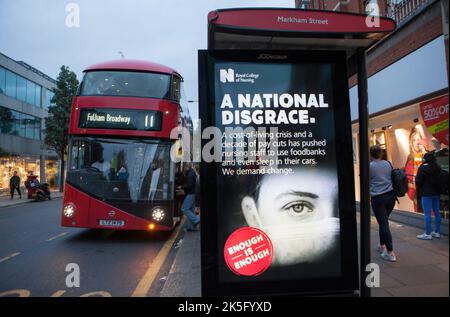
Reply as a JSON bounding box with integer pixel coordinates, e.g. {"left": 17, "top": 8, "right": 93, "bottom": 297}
{"left": 0, "top": 0, "right": 294, "bottom": 118}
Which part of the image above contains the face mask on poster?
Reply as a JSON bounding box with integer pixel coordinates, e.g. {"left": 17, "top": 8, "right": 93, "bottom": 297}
{"left": 241, "top": 169, "right": 340, "bottom": 267}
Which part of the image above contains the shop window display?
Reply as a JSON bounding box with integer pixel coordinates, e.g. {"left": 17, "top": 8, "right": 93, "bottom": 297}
{"left": 371, "top": 131, "right": 387, "bottom": 160}
{"left": 45, "top": 160, "right": 59, "bottom": 189}
{"left": 401, "top": 126, "right": 448, "bottom": 217}
{"left": 364, "top": 121, "right": 448, "bottom": 219}
{"left": 403, "top": 127, "right": 428, "bottom": 213}
{"left": 0, "top": 157, "right": 40, "bottom": 196}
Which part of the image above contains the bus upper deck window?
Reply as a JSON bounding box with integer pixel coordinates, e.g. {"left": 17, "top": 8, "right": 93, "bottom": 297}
{"left": 171, "top": 76, "right": 181, "bottom": 102}
{"left": 80, "top": 71, "right": 171, "bottom": 99}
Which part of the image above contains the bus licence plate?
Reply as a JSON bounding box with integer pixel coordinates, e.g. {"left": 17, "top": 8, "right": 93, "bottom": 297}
{"left": 99, "top": 220, "right": 125, "bottom": 227}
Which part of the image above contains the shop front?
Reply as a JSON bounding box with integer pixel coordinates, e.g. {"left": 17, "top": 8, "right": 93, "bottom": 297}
{"left": 0, "top": 154, "right": 60, "bottom": 196}
{"left": 353, "top": 91, "right": 449, "bottom": 219}
{"left": 45, "top": 159, "right": 60, "bottom": 189}
{"left": 0, "top": 155, "right": 39, "bottom": 195}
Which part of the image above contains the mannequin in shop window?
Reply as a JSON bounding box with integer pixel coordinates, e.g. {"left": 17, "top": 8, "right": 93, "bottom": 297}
{"left": 404, "top": 127, "right": 427, "bottom": 213}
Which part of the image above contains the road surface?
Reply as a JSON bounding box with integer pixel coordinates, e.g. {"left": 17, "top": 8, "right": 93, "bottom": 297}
{"left": 0, "top": 198, "right": 182, "bottom": 297}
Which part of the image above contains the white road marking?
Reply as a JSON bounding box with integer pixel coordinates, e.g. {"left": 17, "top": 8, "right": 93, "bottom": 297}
{"left": 0, "top": 289, "right": 30, "bottom": 297}
{"left": 46, "top": 232, "right": 68, "bottom": 242}
{"left": 80, "top": 291, "right": 112, "bottom": 297}
{"left": 50, "top": 290, "right": 66, "bottom": 297}
{"left": 0, "top": 252, "right": 20, "bottom": 264}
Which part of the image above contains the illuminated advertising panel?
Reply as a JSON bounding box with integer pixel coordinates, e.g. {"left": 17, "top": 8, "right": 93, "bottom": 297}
{"left": 199, "top": 50, "right": 358, "bottom": 296}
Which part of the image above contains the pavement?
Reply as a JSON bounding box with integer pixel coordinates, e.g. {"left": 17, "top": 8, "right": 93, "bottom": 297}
{"left": 0, "top": 190, "right": 63, "bottom": 208}
{"left": 370, "top": 217, "right": 449, "bottom": 297}
{"left": 160, "top": 229, "right": 201, "bottom": 297}
{"left": 160, "top": 216, "right": 449, "bottom": 297}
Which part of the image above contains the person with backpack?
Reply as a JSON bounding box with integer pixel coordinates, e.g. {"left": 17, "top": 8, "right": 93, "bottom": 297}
{"left": 370, "top": 145, "right": 397, "bottom": 262}
{"left": 415, "top": 152, "right": 443, "bottom": 240}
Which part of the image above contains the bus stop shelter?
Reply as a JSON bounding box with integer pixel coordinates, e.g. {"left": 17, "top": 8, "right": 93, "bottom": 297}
{"left": 207, "top": 8, "right": 396, "bottom": 297}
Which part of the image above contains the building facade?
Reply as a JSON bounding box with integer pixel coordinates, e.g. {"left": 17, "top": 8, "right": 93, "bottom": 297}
{"left": 295, "top": 0, "right": 449, "bottom": 221}
{"left": 0, "top": 52, "right": 59, "bottom": 195}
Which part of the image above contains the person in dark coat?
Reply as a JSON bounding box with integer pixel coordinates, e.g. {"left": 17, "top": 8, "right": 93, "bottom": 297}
{"left": 193, "top": 164, "right": 200, "bottom": 215}
{"left": 174, "top": 164, "right": 186, "bottom": 214}
{"left": 9, "top": 171, "right": 22, "bottom": 199}
{"left": 177, "top": 163, "right": 200, "bottom": 231}
{"left": 415, "top": 152, "right": 442, "bottom": 240}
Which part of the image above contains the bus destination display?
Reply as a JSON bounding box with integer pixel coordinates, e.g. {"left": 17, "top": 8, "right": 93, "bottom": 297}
{"left": 78, "top": 108, "right": 162, "bottom": 131}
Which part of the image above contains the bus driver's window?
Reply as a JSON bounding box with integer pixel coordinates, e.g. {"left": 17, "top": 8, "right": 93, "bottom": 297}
{"left": 91, "top": 144, "right": 111, "bottom": 178}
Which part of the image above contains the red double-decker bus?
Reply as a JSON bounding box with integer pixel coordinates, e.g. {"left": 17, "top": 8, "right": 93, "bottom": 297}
{"left": 61, "top": 60, "right": 188, "bottom": 231}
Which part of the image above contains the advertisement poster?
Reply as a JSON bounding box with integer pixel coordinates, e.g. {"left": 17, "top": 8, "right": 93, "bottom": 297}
{"left": 419, "top": 95, "right": 449, "bottom": 146}
{"left": 199, "top": 51, "right": 358, "bottom": 296}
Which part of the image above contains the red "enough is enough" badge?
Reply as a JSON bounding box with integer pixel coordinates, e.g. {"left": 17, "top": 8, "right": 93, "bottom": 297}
{"left": 224, "top": 227, "right": 273, "bottom": 276}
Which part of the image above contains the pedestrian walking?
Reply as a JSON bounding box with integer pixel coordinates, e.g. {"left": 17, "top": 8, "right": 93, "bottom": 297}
{"left": 193, "top": 164, "right": 200, "bottom": 215}
{"left": 415, "top": 152, "right": 442, "bottom": 240}
{"left": 370, "top": 145, "right": 397, "bottom": 262}
{"left": 175, "top": 164, "right": 186, "bottom": 214}
{"left": 9, "top": 171, "right": 22, "bottom": 199}
{"left": 177, "top": 163, "right": 200, "bottom": 231}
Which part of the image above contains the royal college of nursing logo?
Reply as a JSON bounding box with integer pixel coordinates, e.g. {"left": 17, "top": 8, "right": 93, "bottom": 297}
{"left": 220, "top": 68, "right": 235, "bottom": 83}
{"left": 219, "top": 68, "right": 259, "bottom": 84}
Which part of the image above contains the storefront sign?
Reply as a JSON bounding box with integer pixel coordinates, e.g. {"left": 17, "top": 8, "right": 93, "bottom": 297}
{"left": 199, "top": 50, "right": 358, "bottom": 296}
{"left": 419, "top": 95, "right": 449, "bottom": 146}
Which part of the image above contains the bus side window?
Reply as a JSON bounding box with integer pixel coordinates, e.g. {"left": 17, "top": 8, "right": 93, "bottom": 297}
{"left": 171, "top": 76, "right": 181, "bottom": 101}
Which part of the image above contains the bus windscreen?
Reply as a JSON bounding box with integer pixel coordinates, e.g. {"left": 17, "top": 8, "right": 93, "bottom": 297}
{"left": 67, "top": 137, "right": 173, "bottom": 202}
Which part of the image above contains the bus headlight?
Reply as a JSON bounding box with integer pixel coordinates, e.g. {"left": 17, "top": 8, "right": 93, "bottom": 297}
{"left": 151, "top": 207, "right": 166, "bottom": 222}
{"left": 63, "top": 203, "right": 76, "bottom": 218}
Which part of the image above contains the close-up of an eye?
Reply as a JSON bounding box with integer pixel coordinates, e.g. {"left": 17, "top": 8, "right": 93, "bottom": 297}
{"left": 283, "top": 201, "right": 315, "bottom": 216}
